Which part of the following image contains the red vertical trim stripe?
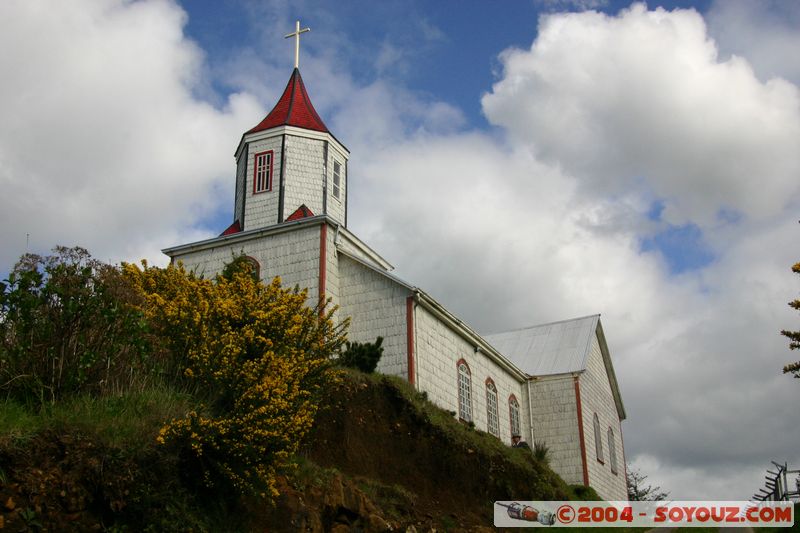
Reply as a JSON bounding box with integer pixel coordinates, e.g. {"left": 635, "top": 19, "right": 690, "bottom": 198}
{"left": 574, "top": 376, "right": 590, "bottom": 487}
{"left": 406, "top": 296, "right": 415, "bottom": 386}
{"left": 318, "top": 224, "right": 327, "bottom": 312}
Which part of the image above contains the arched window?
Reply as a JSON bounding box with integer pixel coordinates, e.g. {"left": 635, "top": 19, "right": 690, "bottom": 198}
{"left": 508, "top": 395, "right": 521, "bottom": 438}
{"left": 608, "top": 428, "right": 618, "bottom": 474}
{"left": 485, "top": 379, "right": 499, "bottom": 437}
{"left": 222, "top": 255, "right": 261, "bottom": 282}
{"left": 457, "top": 360, "right": 472, "bottom": 422}
{"left": 593, "top": 413, "right": 604, "bottom": 463}
{"left": 242, "top": 256, "right": 261, "bottom": 280}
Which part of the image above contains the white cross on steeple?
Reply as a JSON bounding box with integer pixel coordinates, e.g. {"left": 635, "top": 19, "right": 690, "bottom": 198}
{"left": 285, "top": 20, "right": 310, "bottom": 69}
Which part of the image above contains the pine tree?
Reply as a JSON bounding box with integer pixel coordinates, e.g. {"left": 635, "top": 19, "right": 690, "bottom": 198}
{"left": 781, "top": 261, "right": 800, "bottom": 378}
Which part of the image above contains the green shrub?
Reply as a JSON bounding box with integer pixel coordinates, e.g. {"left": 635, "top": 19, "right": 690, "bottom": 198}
{"left": 338, "top": 337, "right": 384, "bottom": 373}
{"left": 0, "top": 247, "right": 156, "bottom": 406}
{"left": 534, "top": 440, "right": 550, "bottom": 463}
{"left": 125, "top": 260, "right": 348, "bottom": 498}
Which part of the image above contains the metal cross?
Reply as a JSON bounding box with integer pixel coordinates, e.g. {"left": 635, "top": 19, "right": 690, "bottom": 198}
{"left": 285, "top": 20, "right": 310, "bottom": 69}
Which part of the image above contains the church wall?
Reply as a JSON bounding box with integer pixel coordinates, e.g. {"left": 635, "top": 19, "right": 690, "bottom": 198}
{"left": 283, "top": 135, "right": 325, "bottom": 221}
{"left": 337, "top": 254, "right": 409, "bottom": 378}
{"left": 243, "top": 134, "right": 283, "bottom": 230}
{"left": 324, "top": 223, "right": 340, "bottom": 312}
{"left": 325, "top": 143, "right": 347, "bottom": 226}
{"left": 414, "top": 306, "right": 526, "bottom": 446}
{"left": 579, "top": 332, "right": 627, "bottom": 501}
{"left": 527, "top": 375, "right": 584, "bottom": 486}
{"left": 170, "top": 225, "right": 322, "bottom": 303}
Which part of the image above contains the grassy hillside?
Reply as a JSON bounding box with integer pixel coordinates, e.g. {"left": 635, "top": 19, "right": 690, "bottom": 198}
{"left": 0, "top": 370, "right": 597, "bottom": 531}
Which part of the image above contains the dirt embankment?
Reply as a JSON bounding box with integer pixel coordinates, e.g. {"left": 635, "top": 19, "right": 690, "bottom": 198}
{"left": 0, "top": 374, "right": 576, "bottom": 531}
{"left": 265, "top": 374, "right": 573, "bottom": 530}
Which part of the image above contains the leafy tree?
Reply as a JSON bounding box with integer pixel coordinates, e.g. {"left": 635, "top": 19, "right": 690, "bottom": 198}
{"left": 627, "top": 465, "right": 669, "bottom": 501}
{"left": 0, "top": 246, "right": 153, "bottom": 405}
{"left": 123, "top": 259, "right": 348, "bottom": 497}
{"left": 781, "top": 261, "right": 800, "bottom": 378}
{"left": 338, "top": 336, "right": 384, "bottom": 373}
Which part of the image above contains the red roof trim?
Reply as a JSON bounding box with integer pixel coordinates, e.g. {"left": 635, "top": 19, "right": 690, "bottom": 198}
{"left": 247, "top": 68, "right": 329, "bottom": 134}
{"left": 220, "top": 220, "right": 242, "bottom": 236}
{"left": 286, "top": 204, "right": 315, "bottom": 222}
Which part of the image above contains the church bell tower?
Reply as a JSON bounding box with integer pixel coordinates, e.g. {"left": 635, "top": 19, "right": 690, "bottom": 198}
{"left": 224, "top": 22, "right": 349, "bottom": 236}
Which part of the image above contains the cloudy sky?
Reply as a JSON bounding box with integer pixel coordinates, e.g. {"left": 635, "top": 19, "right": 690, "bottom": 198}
{"left": 1, "top": 0, "right": 799, "bottom": 500}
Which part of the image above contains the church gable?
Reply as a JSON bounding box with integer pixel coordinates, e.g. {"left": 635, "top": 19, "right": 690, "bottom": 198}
{"left": 577, "top": 328, "right": 627, "bottom": 501}
{"left": 286, "top": 204, "right": 315, "bottom": 222}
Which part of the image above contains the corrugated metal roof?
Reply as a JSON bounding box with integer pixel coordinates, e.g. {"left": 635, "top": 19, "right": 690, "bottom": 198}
{"left": 483, "top": 315, "right": 600, "bottom": 376}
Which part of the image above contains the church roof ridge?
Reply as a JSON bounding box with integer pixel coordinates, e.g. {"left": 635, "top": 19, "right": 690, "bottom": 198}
{"left": 485, "top": 313, "right": 601, "bottom": 337}
{"left": 247, "top": 68, "right": 329, "bottom": 134}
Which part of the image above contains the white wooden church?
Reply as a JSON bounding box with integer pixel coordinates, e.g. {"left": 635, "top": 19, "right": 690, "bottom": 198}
{"left": 163, "top": 28, "right": 628, "bottom": 501}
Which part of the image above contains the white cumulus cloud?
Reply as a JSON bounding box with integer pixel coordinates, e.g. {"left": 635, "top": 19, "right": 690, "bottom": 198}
{"left": 0, "top": 0, "right": 262, "bottom": 271}
{"left": 481, "top": 3, "right": 800, "bottom": 228}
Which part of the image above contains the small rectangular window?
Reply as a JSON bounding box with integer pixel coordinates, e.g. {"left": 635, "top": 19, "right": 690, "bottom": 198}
{"left": 253, "top": 151, "right": 273, "bottom": 193}
{"left": 332, "top": 160, "right": 341, "bottom": 199}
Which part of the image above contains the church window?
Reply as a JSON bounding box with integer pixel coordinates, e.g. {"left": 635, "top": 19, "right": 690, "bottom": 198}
{"left": 253, "top": 150, "right": 273, "bottom": 193}
{"left": 608, "top": 428, "right": 618, "bottom": 474}
{"left": 332, "top": 160, "right": 341, "bottom": 199}
{"left": 594, "top": 413, "right": 604, "bottom": 463}
{"left": 485, "top": 379, "right": 499, "bottom": 437}
{"left": 457, "top": 360, "right": 472, "bottom": 422}
{"left": 509, "top": 395, "right": 521, "bottom": 438}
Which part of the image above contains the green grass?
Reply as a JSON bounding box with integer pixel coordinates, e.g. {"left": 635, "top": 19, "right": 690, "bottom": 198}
{"left": 0, "top": 386, "right": 194, "bottom": 450}
{"left": 346, "top": 370, "right": 548, "bottom": 472}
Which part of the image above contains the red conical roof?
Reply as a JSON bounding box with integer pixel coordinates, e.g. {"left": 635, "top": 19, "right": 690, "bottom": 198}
{"left": 247, "top": 68, "right": 329, "bottom": 134}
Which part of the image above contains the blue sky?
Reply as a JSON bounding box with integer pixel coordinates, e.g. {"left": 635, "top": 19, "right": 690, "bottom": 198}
{"left": 1, "top": 0, "right": 799, "bottom": 501}
{"left": 181, "top": 0, "right": 727, "bottom": 274}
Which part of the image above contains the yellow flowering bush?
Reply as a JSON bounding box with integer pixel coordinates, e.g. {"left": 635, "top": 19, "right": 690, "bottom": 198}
{"left": 123, "top": 259, "right": 347, "bottom": 497}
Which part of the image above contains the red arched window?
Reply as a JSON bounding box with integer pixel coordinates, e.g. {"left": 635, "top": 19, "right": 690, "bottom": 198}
{"left": 485, "top": 378, "right": 499, "bottom": 437}
{"left": 508, "top": 394, "right": 521, "bottom": 438}
{"left": 594, "top": 413, "right": 604, "bottom": 463}
{"left": 456, "top": 359, "right": 472, "bottom": 422}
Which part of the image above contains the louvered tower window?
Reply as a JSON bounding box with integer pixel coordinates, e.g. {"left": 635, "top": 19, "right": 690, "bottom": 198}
{"left": 332, "top": 160, "right": 341, "bottom": 199}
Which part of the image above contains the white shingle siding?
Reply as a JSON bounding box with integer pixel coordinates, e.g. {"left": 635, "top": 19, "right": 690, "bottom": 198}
{"left": 337, "top": 254, "right": 409, "bottom": 378}
{"left": 234, "top": 148, "right": 247, "bottom": 226}
{"left": 414, "top": 305, "right": 527, "bottom": 445}
{"left": 283, "top": 135, "right": 325, "bottom": 221}
{"left": 580, "top": 331, "right": 627, "bottom": 501}
{"left": 324, "top": 224, "right": 340, "bottom": 311}
{"left": 170, "top": 225, "right": 321, "bottom": 303}
{"left": 528, "top": 375, "right": 584, "bottom": 485}
{"left": 243, "top": 135, "right": 283, "bottom": 231}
